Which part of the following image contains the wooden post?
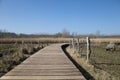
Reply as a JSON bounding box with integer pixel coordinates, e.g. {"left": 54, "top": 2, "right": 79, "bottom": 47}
{"left": 71, "top": 38, "right": 75, "bottom": 53}
{"left": 72, "top": 38, "right": 75, "bottom": 49}
{"left": 69, "top": 40, "right": 72, "bottom": 49}
{"left": 86, "top": 37, "right": 91, "bottom": 63}
{"left": 77, "top": 38, "right": 80, "bottom": 53}
{"left": 38, "top": 40, "right": 40, "bottom": 46}
{"left": 21, "top": 40, "right": 24, "bottom": 50}
{"left": 22, "top": 40, "right": 24, "bottom": 47}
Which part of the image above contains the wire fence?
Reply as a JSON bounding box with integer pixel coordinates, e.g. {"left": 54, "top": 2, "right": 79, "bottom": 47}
{"left": 69, "top": 37, "right": 120, "bottom": 78}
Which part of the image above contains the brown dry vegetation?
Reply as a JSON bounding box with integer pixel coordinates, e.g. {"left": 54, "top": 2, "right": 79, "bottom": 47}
{"left": 73, "top": 38, "right": 120, "bottom": 43}
{"left": 0, "top": 38, "right": 71, "bottom": 43}
{"left": 0, "top": 41, "right": 48, "bottom": 77}
{"left": 0, "top": 37, "right": 120, "bottom": 43}
{"left": 66, "top": 47, "right": 120, "bottom": 80}
{"left": 66, "top": 37, "right": 120, "bottom": 80}
{"left": 91, "top": 38, "right": 120, "bottom": 43}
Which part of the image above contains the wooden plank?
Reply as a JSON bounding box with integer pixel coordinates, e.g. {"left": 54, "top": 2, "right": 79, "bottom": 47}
{"left": 6, "top": 72, "right": 81, "bottom": 76}
{"left": 9, "top": 69, "right": 80, "bottom": 72}
{"left": 1, "top": 76, "right": 85, "bottom": 80}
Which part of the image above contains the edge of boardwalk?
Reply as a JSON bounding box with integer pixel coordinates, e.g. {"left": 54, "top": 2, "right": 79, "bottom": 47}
{"left": 61, "top": 44, "right": 95, "bottom": 80}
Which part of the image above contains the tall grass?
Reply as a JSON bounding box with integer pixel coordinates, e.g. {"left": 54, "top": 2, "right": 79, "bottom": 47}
{"left": 77, "top": 42, "right": 120, "bottom": 78}
{"left": 90, "top": 43, "right": 120, "bottom": 78}
{"left": 0, "top": 40, "right": 48, "bottom": 77}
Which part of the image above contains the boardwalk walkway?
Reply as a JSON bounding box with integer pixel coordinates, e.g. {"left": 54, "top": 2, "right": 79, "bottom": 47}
{"left": 0, "top": 44, "right": 86, "bottom": 80}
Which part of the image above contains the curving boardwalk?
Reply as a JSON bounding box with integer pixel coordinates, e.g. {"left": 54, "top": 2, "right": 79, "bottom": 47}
{"left": 0, "top": 44, "right": 86, "bottom": 80}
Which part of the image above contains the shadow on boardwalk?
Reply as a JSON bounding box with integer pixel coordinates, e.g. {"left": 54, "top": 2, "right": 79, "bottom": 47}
{"left": 62, "top": 44, "right": 95, "bottom": 80}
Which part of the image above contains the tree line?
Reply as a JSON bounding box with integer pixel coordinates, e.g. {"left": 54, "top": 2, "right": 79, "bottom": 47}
{"left": 0, "top": 29, "right": 120, "bottom": 38}
{"left": 0, "top": 29, "right": 73, "bottom": 38}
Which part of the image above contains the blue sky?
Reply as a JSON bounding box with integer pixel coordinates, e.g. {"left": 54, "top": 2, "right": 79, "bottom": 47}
{"left": 0, "top": 0, "right": 120, "bottom": 35}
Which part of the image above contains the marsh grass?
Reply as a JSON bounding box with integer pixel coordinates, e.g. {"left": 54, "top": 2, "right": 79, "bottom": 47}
{"left": 0, "top": 42, "right": 47, "bottom": 77}
{"left": 73, "top": 42, "right": 120, "bottom": 79}
{"left": 90, "top": 44, "right": 120, "bottom": 78}
{"left": 67, "top": 46, "right": 120, "bottom": 80}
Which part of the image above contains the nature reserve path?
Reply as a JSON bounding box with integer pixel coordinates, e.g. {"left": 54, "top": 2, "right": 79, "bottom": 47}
{"left": 0, "top": 44, "right": 86, "bottom": 80}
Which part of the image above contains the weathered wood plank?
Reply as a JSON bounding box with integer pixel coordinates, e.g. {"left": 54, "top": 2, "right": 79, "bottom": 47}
{"left": 6, "top": 72, "right": 81, "bottom": 76}
{"left": 1, "top": 76, "right": 85, "bottom": 80}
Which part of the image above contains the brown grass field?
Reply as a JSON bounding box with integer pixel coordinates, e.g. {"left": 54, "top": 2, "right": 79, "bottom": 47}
{"left": 0, "top": 38, "right": 70, "bottom": 43}
{"left": 0, "top": 37, "right": 120, "bottom": 43}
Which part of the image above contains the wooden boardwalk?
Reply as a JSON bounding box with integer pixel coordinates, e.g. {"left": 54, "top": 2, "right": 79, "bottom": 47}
{"left": 0, "top": 44, "right": 86, "bottom": 80}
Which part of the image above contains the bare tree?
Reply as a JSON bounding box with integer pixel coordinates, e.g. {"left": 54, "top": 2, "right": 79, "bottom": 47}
{"left": 62, "top": 28, "right": 70, "bottom": 37}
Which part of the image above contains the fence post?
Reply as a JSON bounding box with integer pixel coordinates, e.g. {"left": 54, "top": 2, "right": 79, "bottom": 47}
{"left": 86, "top": 37, "right": 91, "bottom": 63}
{"left": 72, "top": 38, "right": 75, "bottom": 53}
{"left": 22, "top": 40, "right": 24, "bottom": 47}
{"left": 38, "top": 40, "right": 40, "bottom": 46}
{"left": 21, "top": 40, "right": 24, "bottom": 50}
{"left": 69, "top": 40, "right": 72, "bottom": 49}
{"left": 72, "top": 38, "right": 75, "bottom": 49}
{"left": 77, "top": 38, "right": 80, "bottom": 53}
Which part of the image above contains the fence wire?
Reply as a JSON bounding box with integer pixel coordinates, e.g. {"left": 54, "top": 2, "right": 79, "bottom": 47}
{"left": 70, "top": 38, "right": 120, "bottom": 78}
